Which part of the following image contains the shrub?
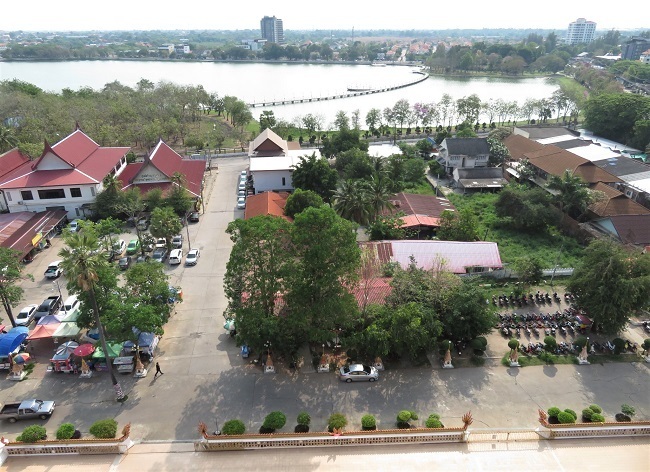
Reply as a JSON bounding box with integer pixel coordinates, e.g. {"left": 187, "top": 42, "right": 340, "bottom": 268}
{"left": 470, "top": 337, "right": 488, "bottom": 352}
{"left": 222, "top": 420, "right": 246, "bottom": 436}
{"left": 89, "top": 419, "right": 117, "bottom": 439}
{"left": 361, "top": 414, "right": 377, "bottom": 430}
{"left": 262, "top": 411, "right": 287, "bottom": 431}
{"left": 557, "top": 411, "right": 576, "bottom": 424}
{"left": 612, "top": 338, "right": 626, "bottom": 355}
{"left": 544, "top": 336, "right": 557, "bottom": 352}
{"left": 56, "top": 423, "right": 76, "bottom": 440}
{"left": 589, "top": 404, "right": 602, "bottom": 414}
{"left": 397, "top": 410, "right": 413, "bottom": 423}
{"left": 328, "top": 413, "right": 347, "bottom": 431}
{"left": 508, "top": 338, "right": 519, "bottom": 350}
{"left": 297, "top": 412, "right": 311, "bottom": 426}
{"left": 621, "top": 404, "right": 635, "bottom": 418}
{"left": 643, "top": 338, "right": 650, "bottom": 352}
{"left": 439, "top": 340, "right": 452, "bottom": 353}
{"left": 409, "top": 411, "right": 419, "bottom": 421}
{"left": 564, "top": 409, "right": 577, "bottom": 421}
{"left": 425, "top": 414, "right": 444, "bottom": 428}
{"left": 590, "top": 413, "right": 605, "bottom": 423}
{"left": 582, "top": 408, "right": 594, "bottom": 421}
{"left": 574, "top": 336, "right": 588, "bottom": 348}
{"left": 547, "top": 407, "right": 561, "bottom": 418}
{"left": 16, "top": 425, "right": 47, "bottom": 443}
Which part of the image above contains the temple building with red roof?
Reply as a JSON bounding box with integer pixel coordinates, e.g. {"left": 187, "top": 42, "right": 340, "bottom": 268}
{"left": 118, "top": 139, "right": 205, "bottom": 201}
{"left": 0, "top": 126, "right": 130, "bottom": 219}
{"left": 0, "top": 148, "right": 31, "bottom": 212}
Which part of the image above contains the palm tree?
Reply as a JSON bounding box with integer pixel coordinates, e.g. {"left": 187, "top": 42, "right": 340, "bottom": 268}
{"left": 365, "top": 175, "right": 394, "bottom": 222}
{"left": 0, "top": 126, "right": 18, "bottom": 153}
{"left": 59, "top": 231, "right": 126, "bottom": 402}
{"left": 333, "top": 180, "right": 372, "bottom": 225}
{"left": 546, "top": 169, "right": 592, "bottom": 218}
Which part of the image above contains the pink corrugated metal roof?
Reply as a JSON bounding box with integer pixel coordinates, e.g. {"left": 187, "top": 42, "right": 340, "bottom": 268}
{"left": 389, "top": 240, "right": 502, "bottom": 274}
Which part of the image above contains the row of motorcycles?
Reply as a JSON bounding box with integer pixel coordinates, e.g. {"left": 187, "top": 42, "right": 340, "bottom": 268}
{"left": 492, "top": 292, "right": 576, "bottom": 308}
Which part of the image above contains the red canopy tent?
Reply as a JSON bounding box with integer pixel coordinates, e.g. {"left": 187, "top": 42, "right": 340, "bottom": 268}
{"left": 27, "top": 323, "right": 60, "bottom": 340}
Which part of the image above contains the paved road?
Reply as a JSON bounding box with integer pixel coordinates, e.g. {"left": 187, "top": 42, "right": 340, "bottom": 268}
{"left": 0, "top": 156, "right": 649, "bottom": 443}
{"left": 3, "top": 437, "right": 650, "bottom": 471}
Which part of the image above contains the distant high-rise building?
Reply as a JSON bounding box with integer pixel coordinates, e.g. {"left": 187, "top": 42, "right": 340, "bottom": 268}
{"left": 565, "top": 18, "right": 597, "bottom": 45}
{"left": 260, "top": 16, "right": 284, "bottom": 44}
{"left": 621, "top": 37, "right": 650, "bottom": 60}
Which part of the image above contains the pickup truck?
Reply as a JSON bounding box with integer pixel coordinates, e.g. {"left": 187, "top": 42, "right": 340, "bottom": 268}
{"left": 0, "top": 399, "right": 56, "bottom": 423}
{"left": 34, "top": 295, "right": 62, "bottom": 321}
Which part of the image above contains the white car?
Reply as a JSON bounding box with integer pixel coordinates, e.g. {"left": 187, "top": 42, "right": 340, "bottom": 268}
{"left": 155, "top": 238, "right": 167, "bottom": 249}
{"left": 240, "top": 170, "right": 247, "bottom": 177}
{"left": 68, "top": 220, "right": 80, "bottom": 232}
{"left": 112, "top": 239, "right": 126, "bottom": 256}
{"left": 58, "top": 295, "right": 80, "bottom": 317}
{"left": 237, "top": 197, "right": 246, "bottom": 209}
{"left": 185, "top": 248, "right": 200, "bottom": 266}
{"left": 44, "top": 260, "right": 64, "bottom": 279}
{"left": 16, "top": 304, "right": 38, "bottom": 326}
{"left": 238, "top": 181, "right": 246, "bottom": 192}
{"left": 168, "top": 249, "right": 183, "bottom": 265}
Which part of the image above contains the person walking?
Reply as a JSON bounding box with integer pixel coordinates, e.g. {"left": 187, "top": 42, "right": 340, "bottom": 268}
{"left": 154, "top": 362, "right": 163, "bottom": 377}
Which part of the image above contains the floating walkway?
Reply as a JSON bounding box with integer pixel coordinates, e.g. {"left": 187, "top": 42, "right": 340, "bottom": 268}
{"left": 248, "top": 71, "right": 429, "bottom": 108}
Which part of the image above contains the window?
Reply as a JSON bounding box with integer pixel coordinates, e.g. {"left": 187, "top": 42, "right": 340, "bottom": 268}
{"left": 282, "top": 177, "right": 286, "bottom": 186}
{"left": 90, "top": 187, "right": 96, "bottom": 196}
{"left": 37, "top": 189, "right": 65, "bottom": 199}
{"left": 70, "top": 188, "right": 82, "bottom": 198}
{"left": 21, "top": 190, "right": 34, "bottom": 201}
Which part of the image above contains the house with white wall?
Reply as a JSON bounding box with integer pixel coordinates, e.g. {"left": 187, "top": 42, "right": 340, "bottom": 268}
{"left": 0, "top": 127, "right": 129, "bottom": 219}
{"left": 437, "top": 137, "right": 490, "bottom": 173}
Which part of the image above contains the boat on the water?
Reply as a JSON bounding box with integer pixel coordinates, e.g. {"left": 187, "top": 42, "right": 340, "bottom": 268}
{"left": 371, "top": 62, "right": 387, "bottom": 67}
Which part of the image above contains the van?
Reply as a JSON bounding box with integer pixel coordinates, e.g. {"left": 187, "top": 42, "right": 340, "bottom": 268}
{"left": 168, "top": 249, "right": 183, "bottom": 265}
{"left": 59, "top": 295, "right": 80, "bottom": 317}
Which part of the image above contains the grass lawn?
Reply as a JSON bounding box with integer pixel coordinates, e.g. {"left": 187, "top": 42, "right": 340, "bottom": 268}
{"left": 446, "top": 192, "right": 585, "bottom": 267}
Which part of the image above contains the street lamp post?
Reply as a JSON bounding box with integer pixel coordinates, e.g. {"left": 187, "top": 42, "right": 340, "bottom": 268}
{"left": 52, "top": 280, "right": 66, "bottom": 314}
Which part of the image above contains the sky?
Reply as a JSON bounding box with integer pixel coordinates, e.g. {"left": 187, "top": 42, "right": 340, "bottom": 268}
{"left": 1, "top": 0, "right": 647, "bottom": 32}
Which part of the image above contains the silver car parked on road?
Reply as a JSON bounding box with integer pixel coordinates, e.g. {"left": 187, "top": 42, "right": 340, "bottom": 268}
{"left": 338, "top": 364, "right": 379, "bottom": 382}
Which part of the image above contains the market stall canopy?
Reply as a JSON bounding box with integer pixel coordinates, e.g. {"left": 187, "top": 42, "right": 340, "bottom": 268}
{"left": 73, "top": 343, "right": 95, "bottom": 357}
{"left": 13, "top": 352, "right": 30, "bottom": 364}
{"left": 37, "top": 313, "right": 66, "bottom": 325}
{"left": 92, "top": 342, "right": 124, "bottom": 359}
{"left": 52, "top": 311, "right": 82, "bottom": 338}
{"left": 0, "top": 327, "right": 29, "bottom": 356}
{"left": 51, "top": 341, "right": 79, "bottom": 361}
{"left": 27, "top": 323, "right": 60, "bottom": 340}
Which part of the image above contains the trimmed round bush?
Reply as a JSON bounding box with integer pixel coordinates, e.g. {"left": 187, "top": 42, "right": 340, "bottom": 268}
{"left": 56, "top": 423, "right": 76, "bottom": 440}
{"left": 621, "top": 404, "right": 635, "bottom": 418}
{"left": 470, "top": 337, "right": 488, "bottom": 352}
{"left": 589, "top": 404, "right": 602, "bottom": 414}
{"left": 557, "top": 411, "right": 576, "bottom": 424}
{"left": 564, "top": 409, "right": 578, "bottom": 421}
{"left": 17, "top": 425, "right": 47, "bottom": 443}
{"left": 297, "top": 412, "right": 311, "bottom": 426}
{"left": 425, "top": 414, "right": 444, "bottom": 428}
{"left": 582, "top": 408, "right": 594, "bottom": 422}
{"left": 439, "top": 340, "right": 453, "bottom": 353}
{"left": 89, "top": 419, "right": 117, "bottom": 439}
{"left": 409, "top": 411, "right": 419, "bottom": 421}
{"left": 508, "top": 338, "right": 519, "bottom": 350}
{"left": 328, "top": 413, "right": 347, "bottom": 431}
{"left": 547, "top": 407, "right": 561, "bottom": 418}
{"left": 262, "top": 411, "right": 286, "bottom": 432}
{"left": 222, "top": 419, "right": 246, "bottom": 436}
{"left": 591, "top": 413, "right": 605, "bottom": 423}
{"left": 544, "top": 336, "right": 557, "bottom": 352}
{"left": 574, "top": 336, "right": 588, "bottom": 348}
{"left": 643, "top": 338, "right": 650, "bottom": 351}
{"left": 397, "top": 410, "right": 412, "bottom": 423}
{"left": 361, "top": 414, "right": 376, "bottom": 430}
{"left": 612, "top": 338, "right": 626, "bottom": 355}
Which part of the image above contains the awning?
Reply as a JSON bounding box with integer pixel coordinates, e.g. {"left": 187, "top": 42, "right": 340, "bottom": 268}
{"left": 92, "top": 342, "right": 124, "bottom": 359}
{"left": 27, "top": 323, "right": 60, "bottom": 340}
{"left": 0, "top": 327, "right": 29, "bottom": 356}
{"left": 53, "top": 322, "right": 81, "bottom": 338}
{"left": 37, "top": 313, "right": 66, "bottom": 325}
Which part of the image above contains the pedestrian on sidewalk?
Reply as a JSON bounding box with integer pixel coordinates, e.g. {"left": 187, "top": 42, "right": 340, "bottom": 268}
{"left": 154, "top": 362, "right": 163, "bottom": 377}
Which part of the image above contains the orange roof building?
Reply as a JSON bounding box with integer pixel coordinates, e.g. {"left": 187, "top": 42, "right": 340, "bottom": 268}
{"left": 244, "top": 191, "right": 292, "bottom": 221}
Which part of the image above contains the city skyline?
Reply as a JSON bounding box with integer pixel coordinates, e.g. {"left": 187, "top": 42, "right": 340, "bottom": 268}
{"left": 1, "top": 0, "right": 648, "bottom": 33}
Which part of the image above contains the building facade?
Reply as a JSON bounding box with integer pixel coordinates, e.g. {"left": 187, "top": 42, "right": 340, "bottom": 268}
{"left": 260, "top": 16, "right": 284, "bottom": 44}
{"left": 621, "top": 37, "right": 650, "bottom": 60}
{"left": 565, "top": 18, "right": 596, "bottom": 45}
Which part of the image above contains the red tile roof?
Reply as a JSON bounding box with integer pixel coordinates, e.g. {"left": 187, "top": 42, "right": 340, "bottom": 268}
{"left": 588, "top": 182, "right": 650, "bottom": 217}
{"left": 244, "top": 192, "right": 292, "bottom": 220}
{"left": 0, "top": 149, "right": 30, "bottom": 178}
{"left": 352, "top": 277, "right": 393, "bottom": 308}
{"left": 385, "top": 192, "right": 454, "bottom": 228}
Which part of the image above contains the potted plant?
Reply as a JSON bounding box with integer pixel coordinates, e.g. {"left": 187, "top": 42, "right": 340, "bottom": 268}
{"left": 295, "top": 412, "right": 311, "bottom": 433}
{"left": 361, "top": 414, "right": 377, "bottom": 431}
{"left": 16, "top": 425, "right": 47, "bottom": 443}
{"left": 89, "top": 419, "right": 117, "bottom": 439}
{"left": 616, "top": 404, "right": 635, "bottom": 422}
{"left": 221, "top": 419, "right": 246, "bottom": 435}
{"left": 425, "top": 414, "right": 444, "bottom": 428}
{"left": 547, "top": 407, "right": 561, "bottom": 424}
{"left": 328, "top": 413, "right": 347, "bottom": 434}
{"left": 581, "top": 404, "right": 602, "bottom": 422}
{"left": 56, "top": 423, "right": 79, "bottom": 440}
{"left": 396, "top": 410, "right": 418, "bottom": 429}
{"left": 260, "top": 411, "right": 286, "bottom": 434}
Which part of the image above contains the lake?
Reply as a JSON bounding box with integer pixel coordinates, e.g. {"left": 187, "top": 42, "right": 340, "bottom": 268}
{"left": 0, "top": 61, "right": 559, "bottom": 126}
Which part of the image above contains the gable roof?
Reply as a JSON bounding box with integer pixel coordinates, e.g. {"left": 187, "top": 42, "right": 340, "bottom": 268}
{"left": 606, "top": 214, "right": 650, "bottom": 245}
{"left": 0, "top": 148, "right": 30, "bottom": 178}
{"left": 443, "top": 137, "right": 490, "bottom": 156}
{"left": 455, "top": 168, "right": 508, "bottom": 189}
{"left": 526, "top": 145, "right": 621, "bottom": 184}
{"left": 588, "top": 182, "right": 650, "bottom": 217}
{"left": 514, "top": 126, "right": 579, "bottom": 140}
{"left": 0, "top": 129, "right": 129, "bottom": 189}
{"left": 249, "top": 129, "right": 288, "bottom": 156}
{"left": 388, "top": 192, "right": 455, "bottom": 218}
{"left": 244, "top": 192, "right": 292, "bottom": 221}
{"left": 120, "top": 159, "right": 205, "bottom": 198}
{"left": 145, "top": 140, "right": 183, "bottom": 178}
{"left": 503, "top": 134, "right": 545, "bottom": 161}
{"left": 363, "top": 240, "right": 502, "bottom": 274}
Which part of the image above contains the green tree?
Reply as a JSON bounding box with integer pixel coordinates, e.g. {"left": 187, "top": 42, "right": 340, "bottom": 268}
{"left": 487, "top": 137, "right": 511, "bottom": 167}
{"left": 284, "top": 189, "right": 324, "bottom": 219}
{"left": 437, "top": 209, "right": 479, "bottom": 241}
{"left": 335, "top": 148, "right": 373, "bottom": 180}
{"left": 291, "top": 153, "right": 338, "bottom": 203}
{"left": 367, "top": 214, "right": 407, "bottom": 241}
{"left": 546, "top": 169, "right": 593, "bottom": 218}
{"left": 94, "top": 217, "right": 123, "bottom": 257}
{"left": 365, "top": 108, "right": 382, "bottom": 134}
{"left": 149, "top": 207, "right": 182, "bottom": 251}
{"left": 224, "top": 216, "right": 294, "bottom": 354}
{"left": 495, "top": 185, "right": 558, "bottom": 232}
{"left": 333, "top": 179, "right": 372, "bottom": 225}
{"left": 321, "top": 128, "right": 369, "bottom": 158}
{"left": 59, "top": 231, "right": 126, "bottom": 401}
{"left": 288, "top": 207, "right": 361, "bottom": 345}
{"left": 165, "top": 172, "right": 193, "bottom": 216}
{"left": 439, "top": 279, "right": 497, "bottom": 342}
{"left": 511, "top": 256, "right": 543, "bottom": 289}
{"left": 568, "top": 240, "right": 650, "bottom": 334}
{"left": 0, "top": 125, "right": 18, "bottom": 153}
{"left": 583, "top": 93, "right": 650, "bottom": 146}
{"left": 123, "top": 261, "right": 171, "bottom": 319}
{"left": 117, "top": 188, "right": 146, "bottom": 255}
{"left": 0, "top": 248, "right": 34, "bottom": 327}
{"left": 94, "top": 174, "right": 124, "bottom": 220}
{"left": 259, "top": 110, "right": 277, "bottom": 132}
